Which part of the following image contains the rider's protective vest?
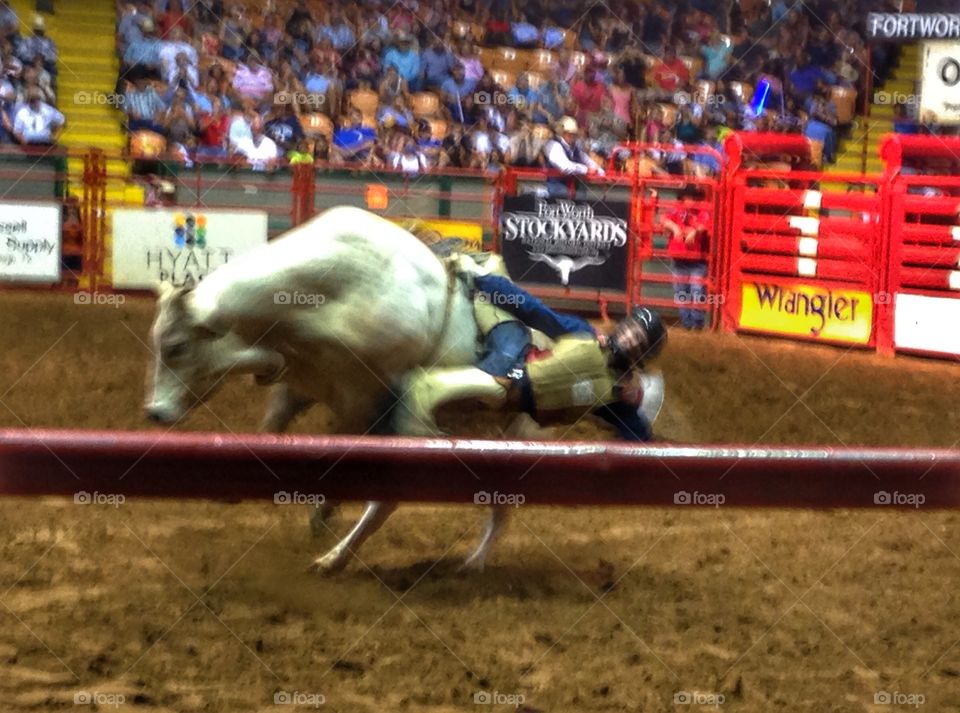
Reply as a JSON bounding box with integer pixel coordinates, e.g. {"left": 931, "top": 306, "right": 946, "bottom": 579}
{"left": 525, "top": 336, "right": 618, "bottom": 417}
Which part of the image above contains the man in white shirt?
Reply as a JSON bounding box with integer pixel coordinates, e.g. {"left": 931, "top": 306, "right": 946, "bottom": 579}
{"left": 227, "top": 100, "right": 257, "bottom": 150}
{"left": 159, "top": 26, "right": 197, "bottom": 81}
{"left": 234, "top": 117, "right": 279, "bottom": 171}
{"left": 390, "top": 138, "right": 427, "bottom": 175}
{"left": 13, "top": 87, "right": 64, "bottom": 144}
{"left": 542, "top": 115, "right": 603, "bottom": 197}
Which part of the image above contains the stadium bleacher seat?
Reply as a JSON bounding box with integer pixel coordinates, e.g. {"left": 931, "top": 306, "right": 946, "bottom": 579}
{"left": 680, "top": 56, "right": 703, "bottom": 81}
{"left": 348, "top": 89, "right": 380, "bottom": 124}
{"left": 411, "top": 92, "right": 441, "bottom": 119}
{"left": 729, "top": 82, "right": 754, "bottom": 104}
{"left": 695, "top": 80, "right": 715, "bottom": 105}
{"left": 831, "top": 86, "right": 858, "bottom": 125}
{"left": 528, "top": 50, "right": 556, "bottom": 74}
{"left": 525, "top": 71, "right": 545, "bottom": 90}
{"left": 129, "top": 130, "right": 167, "bottom": 159}
{"left": 302, "top": 113, "right": 334, "bottom": 141}
{"left": 569, "top": 51, "right": 589, "bottom": 70}
{"left": 426, "top": 117, "right": 448, "bottom": 141}
{"left": 488, "top": 68, "right": 516, "bottom": 91}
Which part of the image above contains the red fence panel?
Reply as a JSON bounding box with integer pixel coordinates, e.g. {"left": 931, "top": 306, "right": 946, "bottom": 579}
{"left": 721, "top": 134, "right": 885, "bottom": 348}
{"left": 883, "top": 173, "right": 960, "bottom": 358}
{"left": 607, "top": 142, "right": 725, "bottom": 328}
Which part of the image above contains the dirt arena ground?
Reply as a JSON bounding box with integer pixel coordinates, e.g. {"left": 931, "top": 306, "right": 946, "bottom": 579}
{"left": 1, "top": 291, "right": 959, "bottom": 712}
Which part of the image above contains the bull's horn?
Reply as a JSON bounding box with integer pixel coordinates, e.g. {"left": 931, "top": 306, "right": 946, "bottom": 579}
{"left": 154, "top": 281, "right": 175, "bottom": 299}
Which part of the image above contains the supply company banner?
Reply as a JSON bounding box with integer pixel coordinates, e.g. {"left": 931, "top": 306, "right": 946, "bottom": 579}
{"left": 0, "top": 202, "right": 62, "bottom": 284}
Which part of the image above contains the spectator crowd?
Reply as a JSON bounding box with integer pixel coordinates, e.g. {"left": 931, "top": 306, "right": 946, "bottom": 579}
{"left": 0, "top": 5, "right": 64, "bottom": 146}
{"left": 111, "top": 0, "right": 917, "bottom": 175}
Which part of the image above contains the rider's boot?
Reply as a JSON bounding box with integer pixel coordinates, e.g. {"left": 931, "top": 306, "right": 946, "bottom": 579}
{"left": 396, "top": 367, "right": 509, "bottom": 436}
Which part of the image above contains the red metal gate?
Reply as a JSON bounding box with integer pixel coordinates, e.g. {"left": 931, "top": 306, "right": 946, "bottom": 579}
{"left": 612, "top": 142, "right": 724, "bottom": 329}
{"left": 879, "top": 135, "right": 960, "bottom": 359}
{"left": 722, "top": 133, "right": 886, "bottom": 349}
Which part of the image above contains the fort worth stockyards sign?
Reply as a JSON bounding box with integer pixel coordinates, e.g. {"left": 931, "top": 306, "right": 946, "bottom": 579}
{"left": 499, "top": 195, "right": 630, "bottom": 291}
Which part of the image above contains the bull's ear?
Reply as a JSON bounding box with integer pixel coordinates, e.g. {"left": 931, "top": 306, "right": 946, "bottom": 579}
{"left": 182, "top": 274, "right": 198, "bottom": 291}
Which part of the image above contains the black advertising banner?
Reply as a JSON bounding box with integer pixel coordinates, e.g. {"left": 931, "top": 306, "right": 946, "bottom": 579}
{"left": 867, "top": 13, "right": 960, "bottom": 40}
{"left": 499, "top": 195, "right": 630, "bottom": 291}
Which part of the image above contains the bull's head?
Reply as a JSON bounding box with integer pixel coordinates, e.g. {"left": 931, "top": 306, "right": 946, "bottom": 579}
{"left": 144, "top": 282, "right": 285, "bottom": 424}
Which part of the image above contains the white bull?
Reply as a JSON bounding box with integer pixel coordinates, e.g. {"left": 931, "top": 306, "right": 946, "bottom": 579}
{"left": 145, "top": 206, "right": 519, "bottom": 572}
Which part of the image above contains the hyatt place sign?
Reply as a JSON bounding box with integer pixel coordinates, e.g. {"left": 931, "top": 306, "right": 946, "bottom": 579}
{"left": 868, "top": 13, "right": 960, "bottom": 40}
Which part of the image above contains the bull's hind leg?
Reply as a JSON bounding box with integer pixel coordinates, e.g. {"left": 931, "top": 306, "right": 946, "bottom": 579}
{"left": 311, "top": 501, "right": 398, "bottom": 574}
{"left": 461, "top": 506, "right": 511, "bottom": 572}
{"left": 459, "top": 414, "right": 542, "bottom": 571}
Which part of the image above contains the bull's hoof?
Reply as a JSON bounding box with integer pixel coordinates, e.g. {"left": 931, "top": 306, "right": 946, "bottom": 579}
{"left": 310, "top": 551, "right": 348, "bottom": 575}
{"left": 458, "top": 555, "right": 487, "bottom": 573}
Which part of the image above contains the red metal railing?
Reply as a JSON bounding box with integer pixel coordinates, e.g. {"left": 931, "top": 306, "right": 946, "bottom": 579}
{"left": 1, "top": 429, "right": 958, "bottom": 507}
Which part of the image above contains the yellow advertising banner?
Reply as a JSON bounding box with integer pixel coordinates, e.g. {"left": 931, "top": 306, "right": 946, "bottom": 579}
{"left": 739, "top": 282, "right": 874, "bottom": 344}
{"left": 392, "top": 218, "right": 484, "bottom": 252}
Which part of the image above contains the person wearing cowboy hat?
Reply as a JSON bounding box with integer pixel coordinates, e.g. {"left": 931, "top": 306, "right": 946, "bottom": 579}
{"left": 16, "top": 15, "right": 56, "bottom": 76}
{"left": 542, "top": 115, "right": 604, "bottom": 198}
{"left": 383, "top": 31, "right": 421, "bottom": 91}
{"left": 122, "top": 15, "right": 162, "bottom": 82}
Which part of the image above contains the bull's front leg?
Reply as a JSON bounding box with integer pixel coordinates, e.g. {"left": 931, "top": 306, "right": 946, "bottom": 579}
{"left": 311, "top": 500, "right": 398, "bottom": 574}
{"left": 259, "top": 381, "right": 314, "bottom": 433}
{"left": 259, "top": 384, "right": 336, "bottom": 532}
